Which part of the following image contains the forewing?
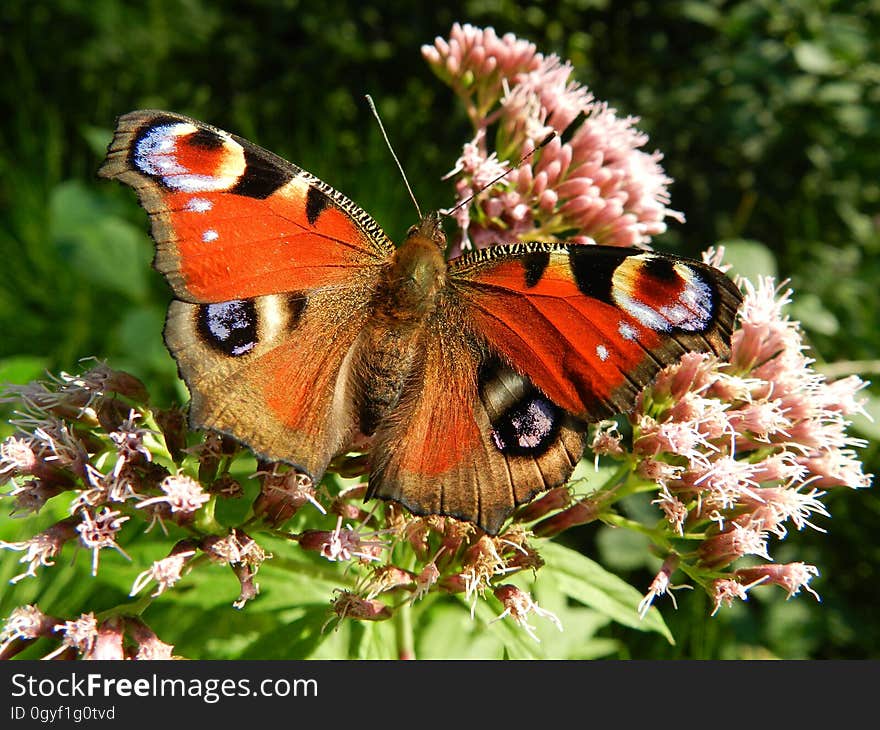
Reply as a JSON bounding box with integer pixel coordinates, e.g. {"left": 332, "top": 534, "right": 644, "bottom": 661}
{"left": 99, "top": 110, "right": 393, "bottom": 303}
{"left": 448, "top": 243, "right": 742, "bottom": 421}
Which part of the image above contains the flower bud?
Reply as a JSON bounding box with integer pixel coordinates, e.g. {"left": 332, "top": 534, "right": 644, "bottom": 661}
{"left": 532, "top": 498, "right": 599, "bottom": 537}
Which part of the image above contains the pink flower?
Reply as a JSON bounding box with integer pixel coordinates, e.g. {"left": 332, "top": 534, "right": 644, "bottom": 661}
{"left": 298, "top": 516, "right": 387, "bottom": 563}
{"left": 616, "top": 262, "right": 872, "bottom": 611}
{"left": 85, "top": 618, "right": 126, "bottom": 660}
{"left": 710, "top": 578, "right": 753, "bottom": 616}
{"left": 422, "top": 23, "right": 541, "bottom": 123}
{"left": 698, "top": 519, "right": 771, "bottom": 569}
{"left": 129, "top": 619, "right": 177, "bottom": 660}
{"left": 652, "top": 486, "right": 689, "bottom": 535}
{"left": 0, "top": 436, "right": 39, "bottom": 479}
{"left": 362, "top": 565, "right": 414, "bottom": 599}
{"left": 0, "top": 521, "right": 78, "bottom": 583}
{"left": 0, "top": 605, "right": 58, "bottom": 659}
{"left": 44, "top": 612, "right": 99, "bottom": 660}
{"left": 253, "top": 466, "right": 324, "bottom": 526}
{"left": 735, "top": 563, "right": 820, "bottom": 601}
{"left": 330, "top": 591, "right": 392, "bottom": 623}
{"left": 108, "top": 410, "right": 153, "bottom": 477}
{"left": 201, "top": 530, "right": 268, "bottom": 568}
{"left": 433, "top": 24, "right": 681, "bottom": 253}
{"left": 130, "top": 541, "right": 197, "bottom": 597}
{"left": 76, "top": 507, "right": 130, "bottom": 576}
{"left": 492, "top": 584, "right": 562, "bottom": 641}
{"left": 589, "top": 421, "right": 625, "bottom": 461}
{"left": 515, "top": 486, "right": 572, "bottom": 523}
{"left": 532, "top": 498, "right": 600, "bottom": 537}
{"left": 638, "top": 557, "right": 691, "bottom": 617}
{"left": 3, "top": 477, "right": 65, "bottom": 516}
{"left": 136, "top": 473, "right": 210, "bottom": 516}
{"left": 413, "top": 559, "right": 441, "bottom": 601}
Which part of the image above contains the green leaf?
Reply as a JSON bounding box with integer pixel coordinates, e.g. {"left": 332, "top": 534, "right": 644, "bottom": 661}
{"left": 793, "top": 42, "right": 837, "bottom": 75}
{"left": 238, "top": 605, "right": 334, "bottom": 659}
{"left": 115, "top": 307, "right": 175, "bottom": 372}
{"left": 81, "top": 124, "right": 113, "bottom": 158}
{"left": 718, "top": 239, "right": 777, "bottom": 282}
{"left": 596, "top": 523, "right": 654, "bottom": 572}
{"left": 0, "top": 355, "right": 48, "bottom": 385}
{"left": 416, "top": 599, "right": 506, "bottom": 659}
{"left": 348, "top": 618, "right": 396, "bottom": 659}
{"left": 539, "top": 541, "right": 674, "bottom": 644}
{"left": 49, "top": 181, "right": 152, "bottom": 300}
{"left": 788, "top": 292, "right": 840, "bottom": 336}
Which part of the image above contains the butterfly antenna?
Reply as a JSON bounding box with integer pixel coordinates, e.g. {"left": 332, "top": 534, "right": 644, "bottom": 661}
{"left": 443, "top": 132, "right": 556, "bottom": 218}
{"left": 366, "top": 94, "right": 423, "bottom": 220}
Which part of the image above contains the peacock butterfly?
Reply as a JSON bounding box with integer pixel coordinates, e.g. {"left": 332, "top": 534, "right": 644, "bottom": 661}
{"left": 99, "top": 110, "right": 742, "bottom": 534}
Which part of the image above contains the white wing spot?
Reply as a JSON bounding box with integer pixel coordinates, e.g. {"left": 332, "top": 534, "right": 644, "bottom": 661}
{"left": 618, "top": 321, "right": 638, "bottom": 341}
{"left": 202, "top": 229, "right": 219, "bottom": 243}
{"left": 185, "top": 197, "right": 213, "bottom": 213}
{"left": 596, "top": 344, "right": 610, "bottom": 361}
{"left": 670, "top": 265, "right": 714, "bottom": 331}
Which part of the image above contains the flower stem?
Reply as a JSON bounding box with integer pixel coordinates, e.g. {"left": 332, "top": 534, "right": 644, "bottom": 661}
{"left": 395, "top": 599, "right": 415, "bottom": 660}
{"left": 95, "top": 594, "right": 153, "bottom": 622}
{"left": 600, "top": 512, "right": 671, "bottom": 550}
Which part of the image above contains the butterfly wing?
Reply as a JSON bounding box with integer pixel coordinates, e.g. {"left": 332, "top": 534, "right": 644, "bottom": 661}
{"left": 368, "top": 243, "right": 741, "bottom": 534}
{"left": 99, "top": 110, "right": 392, "bottom": 302}
{"left": 367, "top": 302, "right": 587, "bottom": 535}
{"left": 100, "top": 110, "right": 393, "bottom": 478}
{"left": 448, "top": 243, "right": 742, "bottom": 420}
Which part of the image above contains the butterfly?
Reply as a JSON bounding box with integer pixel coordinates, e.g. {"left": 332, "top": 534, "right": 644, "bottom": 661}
{"left": 99, "top": 110, "right": 742, "bottom": 535}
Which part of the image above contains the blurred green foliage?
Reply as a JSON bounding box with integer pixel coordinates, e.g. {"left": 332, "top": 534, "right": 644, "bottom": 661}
{"left": 1, "top": 0, "right": 877, "bottom": 658}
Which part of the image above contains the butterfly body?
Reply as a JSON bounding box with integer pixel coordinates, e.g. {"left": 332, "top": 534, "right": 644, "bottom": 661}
{"left": 100, "top": 110, "right": 743, "bottom": 534}
{"left": 355, "top": 215, "right": 447, "bottom": 435}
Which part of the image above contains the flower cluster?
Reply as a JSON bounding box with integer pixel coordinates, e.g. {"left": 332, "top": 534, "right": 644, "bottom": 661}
{"left": 0, "top": 604, "right": 175, "bottom": 660}
{"left": 424, "top": 22, "right": 682, "bottom": 252}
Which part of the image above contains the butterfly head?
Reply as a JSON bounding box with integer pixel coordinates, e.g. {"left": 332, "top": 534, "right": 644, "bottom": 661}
{"left": 382, "top": 213, "right": 448, "bottom": 319}
{"left": 405, "top": 211, "right": 446, "bottom": 251}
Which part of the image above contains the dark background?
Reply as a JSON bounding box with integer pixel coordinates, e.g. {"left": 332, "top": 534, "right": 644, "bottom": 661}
{"left": 1, "top": 0, "right": 877, "bottom": 658}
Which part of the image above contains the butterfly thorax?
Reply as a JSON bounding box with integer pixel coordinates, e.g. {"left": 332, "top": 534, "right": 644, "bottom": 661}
{"left": 356, "top": 216, "right": 448, "bottom": 435}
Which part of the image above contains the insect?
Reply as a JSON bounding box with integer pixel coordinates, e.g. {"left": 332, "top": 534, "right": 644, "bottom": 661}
{"left": 99, "top": 110, "right": 742, "bottom": 534}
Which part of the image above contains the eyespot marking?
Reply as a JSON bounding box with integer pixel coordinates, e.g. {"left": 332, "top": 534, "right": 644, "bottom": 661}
{"left": 133, "top": 121, "right": 246, "bottom": 193}
{"left": 612, "top": 254, "right": 716, "bottom": 333}
{"left": 490, "top": 395, "right": 561, "bottom": 456}
{"left": 197, "top": 300, "right": 257, "bottom": 356}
